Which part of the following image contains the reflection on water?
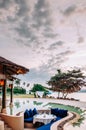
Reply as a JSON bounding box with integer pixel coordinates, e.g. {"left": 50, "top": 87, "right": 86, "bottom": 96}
{"left": 14, "top": 101, "right": 20, "bottom": 108}
{"left": 9, "top": 106, "right": 13, "bottom": 115}
{"left": 6, "top": 99, "right": 45, "bottom": 115}
{"left": 33, "top": 101, "right": 43, "bottom": 106}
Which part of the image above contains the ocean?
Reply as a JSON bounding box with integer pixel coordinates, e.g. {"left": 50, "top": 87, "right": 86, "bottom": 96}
{"left": 48, "top": 92, "right": 86, "bottom": 102}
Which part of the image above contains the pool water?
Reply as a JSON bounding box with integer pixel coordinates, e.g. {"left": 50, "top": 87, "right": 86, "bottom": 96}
{"left": 6, "top": 98, "right": 86, "bottom": 128}
{"left": 6, "top": 98, "right": 50, "bottom": 115}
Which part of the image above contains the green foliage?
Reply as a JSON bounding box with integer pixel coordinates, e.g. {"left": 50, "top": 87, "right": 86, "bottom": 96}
{"left": 14, "top": 101, "right": 20, "bottom": 108}
{"left": 33, "top": 101, "right": 43, "bottom": 106}
{"left": 7, "top": 87, "right": 11, "bottom": 93}
{"left": 31, "top": 84, "right": 48, "bottom": 92}
{"left": 15, "top": 79, "right": 20, "bottom": 87}
{"left": 47, "top": 69, "right": 86, "bottom": 98}
{"left": 13, "top": 87, "right": 26, "bottom": 94}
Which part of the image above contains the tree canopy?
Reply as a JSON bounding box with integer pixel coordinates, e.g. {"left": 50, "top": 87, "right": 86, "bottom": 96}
{"left": 30, "top": 84, "right": 49, "bottom": 98}
{"left": 47, "top": 69, "right": 86, "bottom": 98}
{"left": 31, "top": 84, "right": 48, "bottom": 92}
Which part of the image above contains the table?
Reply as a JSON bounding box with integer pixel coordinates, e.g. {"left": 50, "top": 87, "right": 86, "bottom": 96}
{"left": 33, "top": 113, "right": 56, "bottom": 125}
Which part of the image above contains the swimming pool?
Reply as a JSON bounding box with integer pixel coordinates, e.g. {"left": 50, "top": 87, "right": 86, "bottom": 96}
{"left": 6, "top": 98, "right": 51, "bottom": 115}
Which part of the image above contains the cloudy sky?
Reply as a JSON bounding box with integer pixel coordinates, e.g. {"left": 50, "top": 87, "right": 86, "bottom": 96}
{"left": 0, "top": 0, "right": 86, "bottom": 87}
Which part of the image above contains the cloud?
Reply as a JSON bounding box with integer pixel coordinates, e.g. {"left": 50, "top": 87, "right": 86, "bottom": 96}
{"left": 19, "top": 68, "right": 50, "bottom": 86}
{"left": 32, "top": 0, "right": 50, "bottom": 28}
{"left": 61, "top": 5, "right": 76, "bottom": 16}
{"left": 31, "top": 0, "right": 57, "bottom": 38}
{"left": 0, "top": 0, "right": 86, "bottom": 86}
{"left": 48, "top": 41, "right": 64, "bottom": 50}
{"left": 0, "top": 0, "right": 11, "bottom": 8}
{"left": 37, "top": 49, "right": 74, "bottom": 75}
{"left": 58, "top": 50, "right": 73, "bottom": 56}
{"left": 14, "top": 21, "right": 36, "bottom": 40}
{"left": 43, "top": 30, "right": 58, "bottom": 38}
{"left": 0, "top": 0, "right": 58, "bottom": 46}
{"left": 15, "top": 0, "right": 29, "bottom": 17}
{"left": 77, "top": 37, "right": 85, "bottom": 43}
{"left": 0, "top": 1, "right": 18, "bottom": 21}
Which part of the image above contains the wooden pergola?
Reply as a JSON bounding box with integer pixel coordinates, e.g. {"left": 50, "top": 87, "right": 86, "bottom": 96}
{"left": 0, "top": 56, "right": 29, "bottom": 113}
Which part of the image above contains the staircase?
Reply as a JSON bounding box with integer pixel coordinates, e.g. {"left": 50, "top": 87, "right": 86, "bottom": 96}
{"left": 0, "top": 117, "right": 12, "bottom": 130}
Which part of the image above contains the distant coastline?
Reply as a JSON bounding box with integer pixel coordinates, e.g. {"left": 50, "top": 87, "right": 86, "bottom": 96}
{"left": 48, "top": 92, "right": 86, "bottom": 102}
{"left": 79, "top": 89, "right": 86, "bottom": 93}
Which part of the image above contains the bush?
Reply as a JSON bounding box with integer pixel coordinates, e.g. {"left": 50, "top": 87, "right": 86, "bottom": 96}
{"left": 13, "top": 87, "right": 26, "bottom": 94}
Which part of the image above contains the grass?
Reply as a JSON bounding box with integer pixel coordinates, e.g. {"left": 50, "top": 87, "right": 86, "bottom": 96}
{"left": 0, "top": 93, "right": 34, "bottom": 98}
{"left": 6, "top": 94, "right": 34, "bottom": 98}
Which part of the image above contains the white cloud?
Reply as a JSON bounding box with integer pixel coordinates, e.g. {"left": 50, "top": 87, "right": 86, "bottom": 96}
{"left": 0, "top": 0, "right": 86, "bottom": 86}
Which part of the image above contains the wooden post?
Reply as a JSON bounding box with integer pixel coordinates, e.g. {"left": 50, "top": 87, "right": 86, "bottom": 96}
{"left": 1, "top": 79, "right": 6, "bottom": 112}
{"left": 1, "top": 65, "right": 7, "bottom": 113}
{"left": 10, "top": 84, "right": 13, "bottom": 106}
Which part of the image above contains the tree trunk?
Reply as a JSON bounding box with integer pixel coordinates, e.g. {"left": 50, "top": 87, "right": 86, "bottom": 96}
{"left": 58, "top": 92, "right": 60, "bottom": 98}
{"left": 62, "top": 92, "right": 64, "bottom": 98}
{"left": 64, "top": 93, "right": 68, "bottom": 99}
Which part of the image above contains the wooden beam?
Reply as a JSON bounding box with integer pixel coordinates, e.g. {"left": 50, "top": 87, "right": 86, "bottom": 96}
{"left": 1, "top": 65, "right": 7, "bottom": 113}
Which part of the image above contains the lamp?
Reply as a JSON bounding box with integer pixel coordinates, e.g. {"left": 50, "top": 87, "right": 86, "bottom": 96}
{"left": 17, "top": 69, "right": 23, "bottom": 74}
{"left": 8, "top": 79, "right": 13, "bottom": 88}
{"left": 0, "top": 79, "right": 5, "bottom": 86}
{"left": 0, "top": 74, "right": 6, "bottom": 86}
{"left": 9, "top": 84, "right": 13, "bottom": 88}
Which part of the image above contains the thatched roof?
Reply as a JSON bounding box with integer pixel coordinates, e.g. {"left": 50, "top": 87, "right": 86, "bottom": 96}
{"left": 0, "top": 56, "right": 29, "bottom": 76}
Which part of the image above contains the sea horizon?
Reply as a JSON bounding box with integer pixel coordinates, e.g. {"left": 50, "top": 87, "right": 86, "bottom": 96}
{"left": 48, "top": 91, "right": 86, "bottom": 102}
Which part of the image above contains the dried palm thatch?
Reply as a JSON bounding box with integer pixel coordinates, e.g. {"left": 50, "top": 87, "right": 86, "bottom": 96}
{"left": 0, "top": 56, "right": 29, "bottom": 76}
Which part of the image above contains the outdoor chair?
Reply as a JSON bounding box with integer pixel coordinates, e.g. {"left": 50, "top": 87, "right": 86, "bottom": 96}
{"left": 24, "top": 108, "right": 38, "bottom": 128}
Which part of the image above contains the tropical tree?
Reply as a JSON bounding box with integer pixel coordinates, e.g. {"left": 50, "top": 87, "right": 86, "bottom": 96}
{"left": 15, "top": 79, "right": 20, "bottom": 87}
{"left": 13, "top": 87, "right": 26, "bottom": 94}
{"left": 30, "top": 84, "right": 49, "bottom": 98}
{"left": 23, "top": 82, "right": 26, "bottom": 86}
{"left": 26, "top": 83, "right": 30, "bottom": 87}
{"left": 47, "top": 69, "right": 86, "bottom": 98}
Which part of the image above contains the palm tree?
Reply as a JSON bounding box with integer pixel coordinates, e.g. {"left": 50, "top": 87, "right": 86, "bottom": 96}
{"left": 15, "top": 79, "right": 20, "bottom": 87}
{"left": 23, "top": 82, "right": 26, "bottom": 86}
{"left": 26, "top": 83, "right": 30, "bottom": 87}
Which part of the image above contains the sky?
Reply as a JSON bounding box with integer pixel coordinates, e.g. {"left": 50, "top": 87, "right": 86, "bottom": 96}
{"left": 0, "top": 0, "right": 86, "bottom": 87}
